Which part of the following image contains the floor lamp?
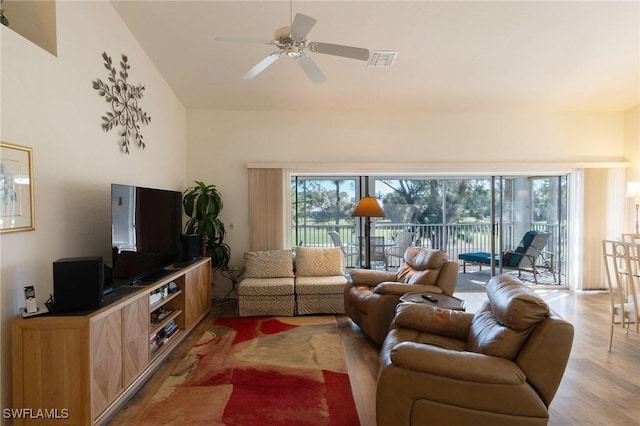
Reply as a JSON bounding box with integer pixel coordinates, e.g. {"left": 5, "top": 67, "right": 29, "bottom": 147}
{"left": 352, "top": 196, "right": 385, "bottom": 269}
{"left": 626, "top": 182, "right": 640, "bottom": 234}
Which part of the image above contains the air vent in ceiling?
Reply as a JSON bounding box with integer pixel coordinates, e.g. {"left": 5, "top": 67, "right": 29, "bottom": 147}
{"left": 368, "top": 51, "right": 398, "bottom": 67}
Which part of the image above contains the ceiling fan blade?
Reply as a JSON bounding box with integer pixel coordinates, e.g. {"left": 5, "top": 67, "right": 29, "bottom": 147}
{"left": 242, "top": 52, "right": 283, "bottom": 80}
{"left": 296, "top": 55, "right": 327, "bottom": 84}
{"left": 310, "top": 42, "right": 370, "bottom": 61}
{"left": 215, "top": 36, "right": 275, "bottom": 45}
{"left": 289, "top": 13, "right": 317, "bottom": 39}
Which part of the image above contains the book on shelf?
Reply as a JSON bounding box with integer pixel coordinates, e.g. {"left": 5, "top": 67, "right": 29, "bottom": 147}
{"left": 150, "top": 307, "right": 172, "bottom": 324}
{"left": 165, "top": 319, "right": 178, "bottom": 337}
{"left": 150, "top": 334, "right": 159, "bottom": 354}
{"left": 150, "top": 319, "right": 179, "bottom": 354}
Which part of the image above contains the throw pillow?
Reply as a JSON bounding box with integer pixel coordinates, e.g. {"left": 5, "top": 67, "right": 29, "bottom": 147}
{"left": 244, "top": 250, "right": 294, "bottom": 278}
{"left": 294, "top": 246, "right": 344, "bottom": 277}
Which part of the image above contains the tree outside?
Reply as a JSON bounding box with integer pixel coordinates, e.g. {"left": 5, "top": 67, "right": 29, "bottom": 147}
{"left": 291, "top": 178, "right": 357, "bottom": 247}
{"left": 376, "top": 178, "right": 497, "bottom": 249}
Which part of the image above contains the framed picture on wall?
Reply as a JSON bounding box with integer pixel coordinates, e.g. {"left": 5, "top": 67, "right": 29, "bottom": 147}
{"left": 1, "top": 142, "right": 35, "bottom": 233}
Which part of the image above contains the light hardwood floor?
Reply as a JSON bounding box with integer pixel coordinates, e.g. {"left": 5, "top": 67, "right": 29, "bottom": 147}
{"left": 109, "top": 290, "right": 640, "bottom": 425}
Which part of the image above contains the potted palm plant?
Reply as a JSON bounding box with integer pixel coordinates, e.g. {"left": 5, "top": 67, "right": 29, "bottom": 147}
{"left": 183, "top": 181, "right": 231, "bottom": 270}
{"left": 0, "top": 0, "right": 9, "bottom": 27}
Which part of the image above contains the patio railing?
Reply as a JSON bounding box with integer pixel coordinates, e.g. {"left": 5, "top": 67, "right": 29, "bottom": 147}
{"left": 293, "top": 221, "right": 566, "bottom": 283}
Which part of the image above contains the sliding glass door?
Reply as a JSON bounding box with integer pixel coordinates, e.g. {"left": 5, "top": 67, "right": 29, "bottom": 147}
{"left": 291, "top": 174, "right": 568, "bottom": 286}
{"left": 488, "top": 175, "right": 566, "bottom": 285}
{"left": 529, "top": 176, "right": 567, "bottom": 282}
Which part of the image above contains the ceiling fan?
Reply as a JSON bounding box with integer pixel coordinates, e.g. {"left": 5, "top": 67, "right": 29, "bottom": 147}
{"left": 216, "top": 13, "right": 370, "bottom": 84}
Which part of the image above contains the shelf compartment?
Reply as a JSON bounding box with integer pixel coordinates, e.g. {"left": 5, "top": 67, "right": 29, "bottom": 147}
{"left": 149, "top": 289, "right": 182, "bottom": 312}
{"left": 150, "top": 328, "right": 184, "bottom": 358}
{"left": 150, "top": 309, "right": 182, "bottom": 336}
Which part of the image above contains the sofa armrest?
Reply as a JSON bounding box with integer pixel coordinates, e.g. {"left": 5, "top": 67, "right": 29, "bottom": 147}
{"left": 374, "top": 282, "right": 416, "bottom": 295}
{"left": 392, "top": 302, "right": 473, "bottom": 340}
{"left": 350, "top": 269, "right": 397, "bottom": 286}
{"left": 375, "top": 283, "right": 445, "bottom": 296}
{"left": 390, "top": 341, "right": 526, "bottom": 385}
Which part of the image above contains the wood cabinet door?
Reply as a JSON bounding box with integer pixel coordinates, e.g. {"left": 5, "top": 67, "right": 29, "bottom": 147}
{"left": 12, "top": 317, "right": 91, "bottom": 426}
{"left": 184, "top": 262, "right": 211, "bottom": 328}
{"left": 90, "top": 309, "right": 123, "bottom": 418}
{"left": 122, "top": 297, "right": 149, "bottom": 386}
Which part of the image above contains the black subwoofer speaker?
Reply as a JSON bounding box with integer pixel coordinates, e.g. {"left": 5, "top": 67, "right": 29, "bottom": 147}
{"left": 182, "top": 234, "right": 200, "bottom": 261}
{"left": 53, "top": 256, "right": 104, "bottom": 313}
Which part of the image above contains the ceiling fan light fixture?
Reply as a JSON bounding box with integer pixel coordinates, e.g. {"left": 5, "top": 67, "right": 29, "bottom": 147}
{"left": 274, "top": 26, "right": 291, "bottom": 41}
{"left": 368, "top": 51, "right": 398, "bottom": 68}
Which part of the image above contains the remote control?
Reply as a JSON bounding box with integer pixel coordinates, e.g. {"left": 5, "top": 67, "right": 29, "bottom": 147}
{"left": 421, "top": 294, "right": 438, "bottom": 303}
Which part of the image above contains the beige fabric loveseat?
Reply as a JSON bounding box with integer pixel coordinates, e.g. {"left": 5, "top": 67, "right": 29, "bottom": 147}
{"left": 377, "top": 274, "right": 574, "bottom": 426}
{"left": 237, "top": 247, "right": 347, "bottom": 316}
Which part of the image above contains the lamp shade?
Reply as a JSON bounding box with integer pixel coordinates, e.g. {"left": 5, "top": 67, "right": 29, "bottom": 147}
{"left": 352, "top": 196, "right": 385, "bottom": 218}
{"left": 627, "top": 182, "right": 640, "bottom": 199}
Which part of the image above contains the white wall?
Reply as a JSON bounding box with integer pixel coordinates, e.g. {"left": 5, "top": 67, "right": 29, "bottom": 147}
{"left": 187, "top": 109, "right": 626, "bottom": 295}
{"left": 0, "top": 2, "right": 186, "bottom": 416}
{"left": 624, "top": 105, "right": 640, "bottom": 231}
{"left": 624, "top": 106, "right": 640, "bottom": 177}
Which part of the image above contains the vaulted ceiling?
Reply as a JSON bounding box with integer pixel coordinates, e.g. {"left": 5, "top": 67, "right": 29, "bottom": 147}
{"left": 112, "top": 1, "right": 639, "bottom": 113}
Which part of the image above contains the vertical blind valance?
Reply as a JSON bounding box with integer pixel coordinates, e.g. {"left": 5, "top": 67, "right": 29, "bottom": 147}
{"left": 248, "top": 168, "right": 286, "bottom": 251}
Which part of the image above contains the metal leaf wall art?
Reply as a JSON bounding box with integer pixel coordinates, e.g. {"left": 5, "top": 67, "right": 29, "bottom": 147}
{"left": 92, "top": 52, "right": 151, "bottom": 154}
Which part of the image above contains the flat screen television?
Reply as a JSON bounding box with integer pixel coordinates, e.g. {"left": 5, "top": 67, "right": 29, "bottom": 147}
{"left": 110, "top": 183, "right": 183, "bottom": 285}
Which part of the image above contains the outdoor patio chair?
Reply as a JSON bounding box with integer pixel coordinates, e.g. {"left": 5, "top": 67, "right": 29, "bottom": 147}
{"left": 457, "top": 230, "right": 555, "bottom": 284}
{"left": 328, "top": 231, "right": 359, "bottom": 268}
{"left": 370, "top": 235, "right": 389, "bottom": 270}
{"left": 386, "top": 231, "right": 415, "bottom": 269}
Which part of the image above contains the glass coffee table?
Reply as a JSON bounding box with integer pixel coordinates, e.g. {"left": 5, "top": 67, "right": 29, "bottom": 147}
{"left": 400, "top": 292, "right": 466, "bottom": 311}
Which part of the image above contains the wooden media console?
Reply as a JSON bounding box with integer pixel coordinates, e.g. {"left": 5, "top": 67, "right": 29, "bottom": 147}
{"left": 12, "top": 257, "right": 211, "bottom": 426}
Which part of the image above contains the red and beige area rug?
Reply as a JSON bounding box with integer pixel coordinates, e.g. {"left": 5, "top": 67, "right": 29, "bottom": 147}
{"left": 130, "top": 316, "right": 360, "bottom": 426}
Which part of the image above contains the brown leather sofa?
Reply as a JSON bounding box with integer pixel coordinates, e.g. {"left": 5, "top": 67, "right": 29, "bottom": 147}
{"left": 377, "top": 274, "right": 574, "bottom": 426}
{"left": 344, "top": 247, "right": 458, "bottom": 344}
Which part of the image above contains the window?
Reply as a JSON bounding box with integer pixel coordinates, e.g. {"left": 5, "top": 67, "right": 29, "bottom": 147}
{"left": 291, "top": 177, "right": 357, "bottom": 250}
{"left": 290, "top": 173, "right": 568, "bottom": 285}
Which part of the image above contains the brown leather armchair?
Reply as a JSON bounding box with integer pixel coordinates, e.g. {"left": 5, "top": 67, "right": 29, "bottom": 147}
{"left": 344, "top": 247, "right": 458, "bottom": 345}
{"left": 377, "top": 274, "right": 574, "bottom": 426}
